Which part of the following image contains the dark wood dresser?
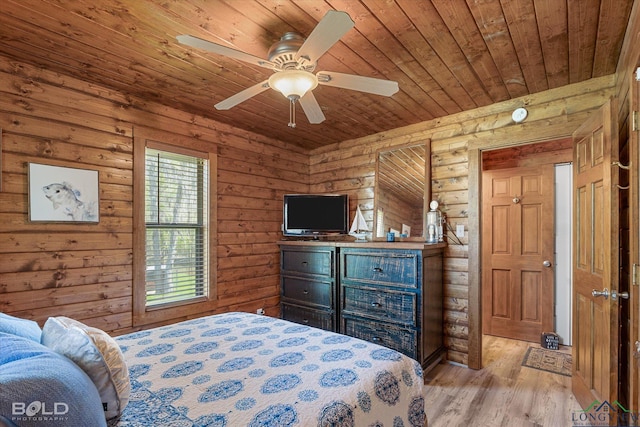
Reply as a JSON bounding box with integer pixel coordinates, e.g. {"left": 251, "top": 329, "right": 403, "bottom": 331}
{"left": 278, "top": 241, "right": 445, "bottom": 371}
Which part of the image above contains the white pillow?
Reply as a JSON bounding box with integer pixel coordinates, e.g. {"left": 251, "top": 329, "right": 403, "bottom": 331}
{"left": 41, "top": 316, "right": 130, "bottom": 422}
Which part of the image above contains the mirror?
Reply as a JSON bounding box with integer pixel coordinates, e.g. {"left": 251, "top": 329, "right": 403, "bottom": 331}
{"left": 373, "top": 142, "right": 429, "bottom": 241}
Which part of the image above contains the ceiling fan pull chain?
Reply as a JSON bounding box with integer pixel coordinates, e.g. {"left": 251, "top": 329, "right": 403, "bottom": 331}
{"left": 288, "top": 99, "right": 297, "bottom": 128}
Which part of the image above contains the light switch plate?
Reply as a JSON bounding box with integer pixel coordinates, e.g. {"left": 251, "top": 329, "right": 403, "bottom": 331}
{"left": 456, "top": 224, "right": 465, "bottom": 238}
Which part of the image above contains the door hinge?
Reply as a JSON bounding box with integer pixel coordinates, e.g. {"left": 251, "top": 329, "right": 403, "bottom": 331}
{"left": 633, "top": 263, "right": 639, "bottom": 286}
{"left": 633, "top": 111, "right": 639, "bottom": 131}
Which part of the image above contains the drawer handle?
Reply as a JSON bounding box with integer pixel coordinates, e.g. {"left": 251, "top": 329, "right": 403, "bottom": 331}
{"left": 372, "top": 337, "right": 382, "bottom": 343}
{"left": 373, "top": 267, "right": 383, "bottom": 273}
{"left": 303, "top": 290, "right": 309, "bottom": 295}
{"left": 371, "top": 302, "right": 381, "bottom": 308}
{"left": 301, "top": 261, "right": 308, "bottom": 266}
{"left": 302, "top": 319, "right": 309, "bottom": 324}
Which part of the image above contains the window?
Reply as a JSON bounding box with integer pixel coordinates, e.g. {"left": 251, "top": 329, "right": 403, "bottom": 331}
{"left": 144, "top": 147, "right": 209, "bottom": 307}
{"left": 376, "top": 207, "right": 385, "bottom": 238}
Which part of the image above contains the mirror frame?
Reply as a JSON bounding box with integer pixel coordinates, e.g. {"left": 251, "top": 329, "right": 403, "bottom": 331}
{"left": 372, "top": 140, "right": 431, "bottom": 241}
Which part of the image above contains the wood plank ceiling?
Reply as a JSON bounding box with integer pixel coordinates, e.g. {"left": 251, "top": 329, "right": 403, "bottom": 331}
{"left": 0, "top": 0, "right": 634, "bottom": 150}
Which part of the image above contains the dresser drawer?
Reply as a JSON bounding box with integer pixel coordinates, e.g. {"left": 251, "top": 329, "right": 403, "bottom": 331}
{"left": 282, "top": 276, "right": 333, "bottom": 308}
{"left": 343, "top": 317, "right": 417, "bottom": 359}
{"left": 282, "top": 304, "right": 334, "bottom": 331}
{"left": 342, "top": 285, "right": 416, "bottom": 325}
{"left": 341, "top": 250, "right": 419, "bottom": 287}
{"left": 281, "top": 247, "right": 334, "bottom": 277}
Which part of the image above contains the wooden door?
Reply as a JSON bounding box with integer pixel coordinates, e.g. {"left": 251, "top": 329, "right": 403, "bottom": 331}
{"left": 572, "top": 99, "right": 620, "bottom": 411}
{"left": 482, "top": 165, "right": 555, "bottom": 342}
{"left": 629, "top": 67, "right": 640, "bottom": 413}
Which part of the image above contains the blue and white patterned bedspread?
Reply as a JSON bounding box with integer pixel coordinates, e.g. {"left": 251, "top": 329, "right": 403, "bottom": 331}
{"left": 115, "top": 312, "right": 425, "bottom": 426}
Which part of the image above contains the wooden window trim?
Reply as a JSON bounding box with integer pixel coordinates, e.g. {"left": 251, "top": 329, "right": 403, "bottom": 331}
{"left": 132, "top": 128, "right": 218, "bottom": 327}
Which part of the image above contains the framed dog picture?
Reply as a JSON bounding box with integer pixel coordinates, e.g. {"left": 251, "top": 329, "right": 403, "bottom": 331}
{"left": 28, "top": 163, "right": 99, "bottom": 223}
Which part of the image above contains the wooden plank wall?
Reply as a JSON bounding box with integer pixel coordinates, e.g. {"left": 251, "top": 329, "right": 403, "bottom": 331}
{"left": 0, "top": 54, "right": 308, "bottom": 334}
{"left": 309, "top": 75, "right": 617, "bottom": 365}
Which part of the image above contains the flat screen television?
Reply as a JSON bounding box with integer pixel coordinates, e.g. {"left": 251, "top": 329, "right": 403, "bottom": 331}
{"left": 283, "top": 194, "right": 349, "bottom": 237}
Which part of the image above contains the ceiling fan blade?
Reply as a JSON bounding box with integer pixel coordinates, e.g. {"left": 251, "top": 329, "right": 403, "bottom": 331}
{"left": 214, "top": 80, "right": 270, "bottom": 110}
{"left": 177, "top": 35, "right": 276, "bottom": 70}
{"left": 316, "top": 71, "right": 399, "bottom": 96}
{"left": 295, "top": 11, "right": 355, "bottom": 65}
{"left": 299, "top": 92, "right": 326, "bottom": 124}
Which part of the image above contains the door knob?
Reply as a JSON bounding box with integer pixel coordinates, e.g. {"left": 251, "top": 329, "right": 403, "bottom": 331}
{"left": 543, "top": 260, "right": 552, "bottom": 267}
{"left": 592, "top": 288, "right": 609, "bottom": 299}
{"left": 611, "top": 290, "right": 630, "bottom": 301}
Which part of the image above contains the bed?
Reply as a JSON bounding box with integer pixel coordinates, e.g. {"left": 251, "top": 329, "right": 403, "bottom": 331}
{"left": 114, "top": 311, "right": 426, "bottom": 426}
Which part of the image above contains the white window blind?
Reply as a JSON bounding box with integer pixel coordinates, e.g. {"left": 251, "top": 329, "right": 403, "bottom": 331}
{"left": 145, "top": 148, "right": 209, "bottom": 307}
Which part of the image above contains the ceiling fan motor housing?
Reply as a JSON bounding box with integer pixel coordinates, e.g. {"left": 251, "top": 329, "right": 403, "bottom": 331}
{"left": 267, "top": 32, "right": 316, "bottom": 71}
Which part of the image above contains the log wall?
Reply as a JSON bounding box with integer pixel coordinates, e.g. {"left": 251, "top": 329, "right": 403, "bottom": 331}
{"left": 0, "top": 54, "right": 308, "bottom": 334}
{"left": 0, "top": 50, "right": 623, "bottom": 367}
{"left": 309, "top": 75, "right": 617, "bottom": 365}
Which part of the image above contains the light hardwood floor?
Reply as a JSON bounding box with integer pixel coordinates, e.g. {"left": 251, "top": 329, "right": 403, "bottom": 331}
{"left": 424, "top": 335, "right": 582, "bottom": 427}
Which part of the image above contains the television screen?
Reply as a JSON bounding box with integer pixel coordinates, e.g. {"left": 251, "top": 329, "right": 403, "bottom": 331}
{"left": 283, "top": 194, "right": 349, "bottom": 236}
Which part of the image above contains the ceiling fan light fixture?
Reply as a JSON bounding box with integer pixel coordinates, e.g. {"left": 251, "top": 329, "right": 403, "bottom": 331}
{"left": 269, "top": 70, "right": 318, "bottom": 100}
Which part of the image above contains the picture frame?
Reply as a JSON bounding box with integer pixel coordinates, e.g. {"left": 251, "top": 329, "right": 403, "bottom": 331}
{"left": 28, "top": 163, "right": 99, "bottom": 223}
{"left": 402, "top": 224, "right": 411, "bottom": 237}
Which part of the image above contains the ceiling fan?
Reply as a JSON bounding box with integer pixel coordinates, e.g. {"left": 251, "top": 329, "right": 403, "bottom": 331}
{"left": 177, "top": 10, "right": 399, "bottom": 127}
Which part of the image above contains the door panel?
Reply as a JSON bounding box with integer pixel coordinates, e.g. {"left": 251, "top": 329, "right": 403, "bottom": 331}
{"left": 521, "top": 270, "right": 541, "bottom": 322}
{"left": 492, "top": 205, "right": 510, "bottom": 253}
{"left": 482, "top": 166, "right": 554, "bottom": 342}
{"left": 491, "top": 269, "right": 509, "bottom": 318}
{"left": 522, "top": 204, "right": 541, "bottom": 254}
{"left": 593, "top": 181, "right": 605, "bottom": 273}
{"left": 572, "top": 98, "right": 619, "bottom": 412}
